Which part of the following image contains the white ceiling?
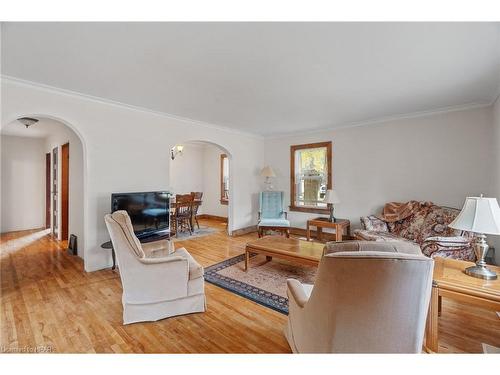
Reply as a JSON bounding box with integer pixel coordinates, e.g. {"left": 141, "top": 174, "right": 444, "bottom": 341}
{"left": 1, "top": 117, "right": 68, "bottom": 138}
{"left": 2, "top": 22, "right": 500, "bottom": 136}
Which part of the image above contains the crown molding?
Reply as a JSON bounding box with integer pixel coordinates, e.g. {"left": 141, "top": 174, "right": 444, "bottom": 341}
{"left": 1, "top": 75, "right": 264, "bottom": 140}
{"left": 265, "top": 101, "right": 494, "bottom": 139}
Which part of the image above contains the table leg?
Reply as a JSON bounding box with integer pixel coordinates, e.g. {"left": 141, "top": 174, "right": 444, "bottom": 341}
{"left": 111, "top": 248, "right": 116, "bottom": 270}
{"left": 245, "top": 250, "right": 250, "bottom": 271}
{"left": 317, "top": 227, "right": 322, "bottom": 241}
{"left": 425, "top": 286, "right": 439, "bottom": 353}
{"left": 336, "top": 225, "right": 343, "bottom": 241}
{"left": 306, "top": 223, "right": 311, "bottom": 241}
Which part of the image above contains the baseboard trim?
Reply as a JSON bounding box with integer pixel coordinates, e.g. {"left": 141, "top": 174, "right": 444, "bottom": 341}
{"left": 197, "top": 214, "right": 228, "bottom": 223}
{"left": 232, "top": 225, "right": 258, "bottom": 236}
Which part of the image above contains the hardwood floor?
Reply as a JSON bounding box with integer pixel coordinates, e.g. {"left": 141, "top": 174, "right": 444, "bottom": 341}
{"left": 1, "top": 219, "right": 499, "bottom": 353}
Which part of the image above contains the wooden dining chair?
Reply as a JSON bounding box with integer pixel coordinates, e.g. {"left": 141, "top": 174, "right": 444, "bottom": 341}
{"left": 173, "top": 194, "right": 194, "bottom": 237}
{"left": 191, "top": 192, "right": 203, "bottom": 229}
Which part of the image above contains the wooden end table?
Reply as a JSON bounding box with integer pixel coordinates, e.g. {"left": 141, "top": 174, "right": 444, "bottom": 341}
{"left": 245, "top": 236, "right": 325, "bottom": 271}
{"left": 424, "top": 257, "right": 500, "bottom": 353}
{"left": 306, "top": 217, "right": 350, "bottom": 242}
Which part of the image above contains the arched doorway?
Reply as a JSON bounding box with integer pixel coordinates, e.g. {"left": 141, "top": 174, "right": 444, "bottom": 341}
{"left": 1, "top": 115, "right": 86, "bottom": 258}
{"left": 168, "top": 140, "right": 233, "bottom": 236}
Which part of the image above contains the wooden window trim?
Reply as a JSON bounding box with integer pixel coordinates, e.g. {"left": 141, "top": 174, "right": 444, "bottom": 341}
{"left": 290, "top": 141, "right": 332, "bottom": 213}
{"left": 220, "top": 154, "right": 228, "bottom": 205}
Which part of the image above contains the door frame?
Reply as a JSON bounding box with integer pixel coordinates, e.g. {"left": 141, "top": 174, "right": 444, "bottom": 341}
{"left": 45, "top": 153, "right": 51, "bottom": 229}
{"left": 61, "top": 143, "right": 70, "bottom": 241}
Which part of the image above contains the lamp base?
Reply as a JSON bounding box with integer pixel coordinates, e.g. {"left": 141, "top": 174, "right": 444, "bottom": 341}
{"left": 465, "top": 265, "right": 497, "bottom": 280}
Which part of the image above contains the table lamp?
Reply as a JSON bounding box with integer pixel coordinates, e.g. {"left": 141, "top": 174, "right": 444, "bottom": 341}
{"left": 448, "top": 195, "right": 500, "bottom": 280}
{"left": 325, "top": 189, "right": 340, "bottom": 222}
{"left": 261, "top": 166, "right": 276, "bottom": 190}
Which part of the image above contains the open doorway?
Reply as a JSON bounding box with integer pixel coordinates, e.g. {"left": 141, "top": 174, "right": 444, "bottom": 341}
{"left": 1, "top": 116, "right": 84, "bottom": 255}
{"left": 169, "top": 141, "right": 231, "bottom": 239}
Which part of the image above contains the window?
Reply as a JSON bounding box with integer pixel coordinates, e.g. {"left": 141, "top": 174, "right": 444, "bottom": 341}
{"left": 220, "top": 154, "right": 229, "bottom": 205}
{"left": 290, "top": 141, "right": 332, "bottom": 213}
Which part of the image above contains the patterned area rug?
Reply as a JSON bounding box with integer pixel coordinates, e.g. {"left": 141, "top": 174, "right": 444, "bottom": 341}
{"left": 205, "top": 254, "right": 317, "bottom": 314}
{"left": 171, "top": 225, "right": 218, "bottom": 241}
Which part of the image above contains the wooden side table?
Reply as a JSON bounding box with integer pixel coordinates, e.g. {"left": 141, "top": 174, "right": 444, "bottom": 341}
{"left": 306, "top": 217, "right": 350, "bottom": 242}
{"left": 424, "top": 257, "right": 500, "bottom": 353}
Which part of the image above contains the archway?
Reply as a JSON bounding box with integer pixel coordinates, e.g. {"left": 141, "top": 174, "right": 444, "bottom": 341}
{"left": 1, "top": 115, "right": 87, "bottom": 258}
{"left": 168, "top": 140, "right": 233, "bottom": 235}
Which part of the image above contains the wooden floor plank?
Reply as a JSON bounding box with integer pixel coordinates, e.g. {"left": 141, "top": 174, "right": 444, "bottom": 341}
{"left": 1, "top": 220, "right": 499, "bottom": 353}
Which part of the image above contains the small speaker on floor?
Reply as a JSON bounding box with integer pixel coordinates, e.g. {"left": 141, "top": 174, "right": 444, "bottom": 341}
{"left": 67, "top": 234, "right": 77, "bottom": 255}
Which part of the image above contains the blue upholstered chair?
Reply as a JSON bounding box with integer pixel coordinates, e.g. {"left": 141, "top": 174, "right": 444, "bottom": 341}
{"left": 258, "top": 191, "right": 290, "bottom": 238}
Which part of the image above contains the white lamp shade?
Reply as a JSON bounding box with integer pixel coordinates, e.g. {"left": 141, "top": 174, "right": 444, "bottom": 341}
{"left": 261, "top": 166, "right": 276, "bottom": 178}
{"left": 449, "top": 196, "right": 500, "bottom": 235}
{"left": 325, "top": 189, "right": 340, "bottom": 204}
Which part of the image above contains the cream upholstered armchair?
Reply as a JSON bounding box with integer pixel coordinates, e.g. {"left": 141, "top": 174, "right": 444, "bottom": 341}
{"left": 285, "top": 241, "right": 434, "bottom": 353}
{"left": 104, "top": 210, "right": 206, "bottom": 324}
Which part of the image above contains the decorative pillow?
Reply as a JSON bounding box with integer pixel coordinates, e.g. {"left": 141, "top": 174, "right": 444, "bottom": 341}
{"left": 360, "top": 215, "right": 388, "bottom": 232}
{"left": 420, "top": 206, "right": 461, "bottom": 242}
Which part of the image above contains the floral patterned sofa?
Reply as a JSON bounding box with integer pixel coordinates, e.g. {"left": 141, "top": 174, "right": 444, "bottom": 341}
{"left": 353, "top": 202, "right": 475, "bottom": 261}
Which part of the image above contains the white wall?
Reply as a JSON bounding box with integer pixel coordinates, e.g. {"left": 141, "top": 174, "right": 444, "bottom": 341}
{"left": 264, "top": 107, "right": 495, "bottom": 232}
{"left": 1, "top": 135, "right": 46, "bottom": 232}
{"left": 44, "top": 122, "right": 85, "bottom": 256}
{"left": 169, "top": 144, "right": 205, "bottom": 199}
{"left": 1, "top": 78, "right": 264, "bottom": 271}
{"left": 202, "top": 145, "right": 228, "bottom": 218}
{"left": 169, "top": 143, "right": 228, "bottom": 218}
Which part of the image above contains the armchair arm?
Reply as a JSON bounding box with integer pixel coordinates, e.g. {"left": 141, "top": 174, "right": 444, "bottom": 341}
{"left": 287, "top": 279, "right": 309, "bottom": 308}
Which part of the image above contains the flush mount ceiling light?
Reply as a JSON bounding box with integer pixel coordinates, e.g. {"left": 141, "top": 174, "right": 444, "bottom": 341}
{"left": 18, "top": 117, "right": 39, "bottom": 128}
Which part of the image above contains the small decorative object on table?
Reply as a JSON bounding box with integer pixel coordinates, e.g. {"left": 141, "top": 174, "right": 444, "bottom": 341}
{"left": 260, "top": 166, "right": 276, "bottom": 190}
{"left": 324, "top": 189, "right": 340, "bottom": 222}
{"left": 449, "top": 195, "right": 500, "bottom": 280}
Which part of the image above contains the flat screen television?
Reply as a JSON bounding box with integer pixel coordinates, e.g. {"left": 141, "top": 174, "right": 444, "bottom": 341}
{"left": 111, "top": 191, "right": 170, "bottom": 239}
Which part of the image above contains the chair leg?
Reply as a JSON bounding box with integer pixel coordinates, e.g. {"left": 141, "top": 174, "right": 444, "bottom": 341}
{"left": 195, "top": 216, "right": 200, "bottom": 229}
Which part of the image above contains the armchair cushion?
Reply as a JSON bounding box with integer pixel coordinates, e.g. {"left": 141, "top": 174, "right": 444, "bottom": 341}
{"left": 325, "top": 240, "right": 422, "bottom": 256}
{"left": 258, "top": 218, "right": 291, "bottom": 227}
{"left": 142, "top": 239, "right": 174, "bottom": 257}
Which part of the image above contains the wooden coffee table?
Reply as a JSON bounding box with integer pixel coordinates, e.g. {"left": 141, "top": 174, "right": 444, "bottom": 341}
{"left": 425, "top": 257, "right": 500, "bottom": 353}
{"left": 245, "top": 236, "right": 325, "bottom": 271}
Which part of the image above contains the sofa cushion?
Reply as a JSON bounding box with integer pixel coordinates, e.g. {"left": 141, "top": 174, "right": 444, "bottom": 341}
{"left": 360, "top": 215, "right": 389, "bottom": 232}
{"left": 419, "top": 206, "right": 463, "bottom": 242}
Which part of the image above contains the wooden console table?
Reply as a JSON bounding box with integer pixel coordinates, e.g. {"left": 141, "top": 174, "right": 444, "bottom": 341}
{"left": 424, "top": 257, "right": 500, "bottom": 353}
{"left": 306, "top": 217, "right": 350, "bottom": 242}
